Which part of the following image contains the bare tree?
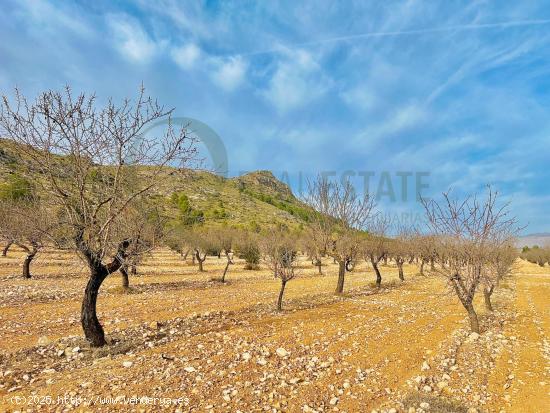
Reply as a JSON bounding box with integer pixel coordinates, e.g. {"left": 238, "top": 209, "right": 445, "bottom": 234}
{"left": 304, "top": 176, "right": 375, "bottom": 294}
{"left": 363, "top": 216, "right": 390, "bottom": 287}
{"left": 260, "top": 230, "right": 299, "bottom": 311}
{"left": 0, "top": 86, "right": 197, "bottom": 346}
{"left": 482, "top": 241, "right": 517, "bottom": 311}
{"left": 0, "top": 199, "right": 58, "bottom": 278}
{"left": 206, "top": 227, "right": 235, "bottom": 282}
{"left": 389, "top": 224, "right": 413, "bottom": 282}
{"left": 422, "top": 187, "right": 519, "bottom": 333}
{"left": 117, "top": 205, "right": 163, "bottom": 289}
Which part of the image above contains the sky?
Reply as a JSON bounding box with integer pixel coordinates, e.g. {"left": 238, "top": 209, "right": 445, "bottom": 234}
{"left": 1, "top": 0, "right": 549, "bottom": 234}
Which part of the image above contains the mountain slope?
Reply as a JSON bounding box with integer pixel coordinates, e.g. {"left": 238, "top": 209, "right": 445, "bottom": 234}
{"left": 0, "top": 138, "right": 312, "bottom": 230}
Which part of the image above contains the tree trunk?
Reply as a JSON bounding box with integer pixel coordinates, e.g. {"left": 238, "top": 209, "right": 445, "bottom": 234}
{"left": 120, "top": 266, "right": 129, "bottom": 289}
{"left": 335, "top": 260, "right": 345, "bottom": 293}
{"left": 383, "top": 256, "right": 388, "bottom": 266}
{"left": 22, "top": 251, "right": 36, "bottom": 279}
{"left": 277, "top": 280, "right": 287, "bottom": 311}
{"left": 317, "top": 260, "right": 322, "bottom": 275}
{"left": 130, "top": 264, "right": 137, "bottom": 276}
{"left": 373, "top": 262, "right": 382, "bottom": 287}
{"left": 420, "top": 260, "right": 425, "bottom": 276}
{"left": 465, "top": 302, "right": 480, "bottom": 333}
{"left": 397, "top": 261, "right": 404, "bottom": 281}
{"left": 2, "top": 240, "right": 13, "bottom": 257}
{"left": 483, "top": 287, "right": 494, "bottom": 312}
{"left": 430, "top": 258, "right": 435, "bottom": 271}
{"left": 81, "top": 266, "right": 109, "bottom": 347}
{"left": 196, "top": 251, "right": 205, "bottom": 272}
{"left": 221, "top": 258, "right": 231, "bottom": 282}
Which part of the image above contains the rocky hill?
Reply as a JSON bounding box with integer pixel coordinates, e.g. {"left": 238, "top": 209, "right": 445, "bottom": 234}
{"left": 0, "top": 138, "right": 313, "bottom": 230}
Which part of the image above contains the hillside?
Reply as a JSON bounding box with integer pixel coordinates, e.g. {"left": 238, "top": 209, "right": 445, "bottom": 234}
{"left": 0, "top": 138, "right": 313, "bottom": 230}
{"left": 517, "top": 233, "right": 550, "bottom": 248}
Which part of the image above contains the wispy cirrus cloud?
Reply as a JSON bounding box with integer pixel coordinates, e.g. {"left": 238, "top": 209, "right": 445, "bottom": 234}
{"left": 106, "top": 14, "right": 160, "bottom": 63}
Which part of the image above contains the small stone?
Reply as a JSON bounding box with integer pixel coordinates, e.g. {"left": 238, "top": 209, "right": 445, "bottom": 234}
{"left": 184, "top": 366, "right": 196, "bottom": 373}
{"left": 421, "top": 361, "right": 430, "bottom": 371}
{"left": 469, "top": 332, "right": 480, "bottom": 341}
{"left": 72, "top": 346, "right": 81, "bottom": 353}
{"left": 149, "top": 321, "right": 160, "bottom": 329}
{"left": 242, "top": 352, "right": 252, "bottom": 362}
{"left": 329, "top": 397, "right": 339, "bottom": 405}
{"left": 37, "top": 336, "right": 51, "bottom": 346}
{"left": 388, "top": 408, "right": 397, "bottom": 413}
{"left": 122, "top": 361, "right": 133, "bottom": 368}
{"left": 467, "top": 408, "right": 478, "bottom": 413}
{"left": 257, "top": 358, "right": 267, "bottom": 366}
{"left": 423, "top": 385, "right": 432, "bottom": 392}
{"left": 276, "top": 348, "right": 288, "bottom": 357}
{"left": 420, "top": 402, "right": 430, "bottom": 409}
{"left": 437, "top": 381, "right": 449, "bottom": 389}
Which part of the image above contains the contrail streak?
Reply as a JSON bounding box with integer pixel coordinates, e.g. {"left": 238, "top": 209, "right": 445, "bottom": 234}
{"left": 236, "top": 18, "right": 550, "bottom": 57}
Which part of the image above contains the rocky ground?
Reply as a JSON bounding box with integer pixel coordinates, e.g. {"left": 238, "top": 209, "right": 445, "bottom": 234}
{"left": 0, "top": 248, "right": 548, "bottom": 412}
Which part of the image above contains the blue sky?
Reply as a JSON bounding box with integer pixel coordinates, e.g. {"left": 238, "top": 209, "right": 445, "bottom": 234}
{"left": 1, "top": 0, "right": 549, "bottom": 233}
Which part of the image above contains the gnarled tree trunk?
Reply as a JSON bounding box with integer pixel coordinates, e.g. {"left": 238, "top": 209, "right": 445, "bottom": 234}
{"left": 2, "top": 240, "right": 13, "bottom": 257}
{"left": 370, "top": 256, "right": 382, "bottom": 287}
{"left": 120, "top": 265, "right": 130, "bottom": 289}
{"left": 81, "top": 265, "right": 110, "bottom": 347}
{"left": 397, "top": 261, "right": 404, "bottom": 281}
{"left": 335, "top": 260, "right": 345, "bottom": 293}
{"left": 22, "top": 250, "right": 37, "bottom": 279}
{"left": 195, "top": 250, "right": 206, "bottom": 272}
{"left": 221, "top": 256, "right": 232, "bottom": 283}
{"left": 277, "top": 280, "right": 287, "bottom": 311}
{"left": 80, "top": 239, "right": 130, "bottom": 347}
{"left": 465, "top": 303, "right": 480, "bottom": 333}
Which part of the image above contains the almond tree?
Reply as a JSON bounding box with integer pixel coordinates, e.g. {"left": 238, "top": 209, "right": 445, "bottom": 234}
{"left": 305, "top": 176, "right": 375, "bottom": 294}
{"left": 482, "top": 241, "right": 517, "bottom": 311}
{"left": 118, "top": 206, "right": 163, "bottom": 289}
{"left": 422, "top": 187, "right": 519, "bottom": 333}
{"left": 363, "top": 216, "right": 390, "bottom": 287}
{"left": 390, "top": 224, "right": 413, "bottom": 282}
{"left": 301, "top": 229, "right": 326, "bottom": 275}
{"left": 207, "top": 227, "right": 235, "bottom": 282}
{"left": 0, "top": 199, "right": 57, "bottom": 278}
{"left": 260, "top": 230, "right": 299, "bottom": 311}
{"left": 0, "top": 86, "right": 197, "bottom": 346}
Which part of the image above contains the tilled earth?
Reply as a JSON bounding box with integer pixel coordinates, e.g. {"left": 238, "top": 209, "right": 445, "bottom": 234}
{"left": 0, "top": 248, "right": 548, "bottom": 412}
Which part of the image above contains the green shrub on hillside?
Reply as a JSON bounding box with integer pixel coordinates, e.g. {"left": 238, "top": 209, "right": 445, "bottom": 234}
{"left": 0, "top": 174, "right": 33, "bottom": 201}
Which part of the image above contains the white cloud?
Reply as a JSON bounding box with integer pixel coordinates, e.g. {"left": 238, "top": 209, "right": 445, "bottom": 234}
{"left": 211, "top": 57, "right": 247, "bottom": 91}
{"left": 16, "top": 0, "right": 93, "bottom": 37}
{"left": 262, "top": 49, "right": 331, "bottom": 112}
{"left": 341, "top": 86, "right": 377, "bottom": 111}
{"left": 171, "top": 43, "right": 201, "bottom": 70}
{"left": 107, "top": 14, "right": 158, "bottom": 63}
{"left": 353, "top": 103, "right": 427, "bottom": 150}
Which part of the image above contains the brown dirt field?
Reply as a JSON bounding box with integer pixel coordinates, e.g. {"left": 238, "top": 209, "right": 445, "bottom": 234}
{"left": 0, "top": 247, "right": 548, "bottom": 412}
